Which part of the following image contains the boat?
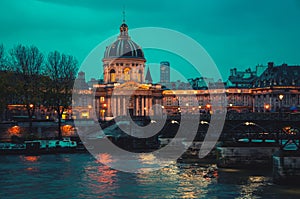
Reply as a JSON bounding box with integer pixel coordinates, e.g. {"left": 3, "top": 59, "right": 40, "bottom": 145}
{"left": 0, "top": 137, "right": 78, "bottom": 155}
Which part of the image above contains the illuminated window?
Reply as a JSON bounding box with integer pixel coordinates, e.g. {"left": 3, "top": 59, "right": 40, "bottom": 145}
{"left": 137, "top": 70, "right": 142, "bottom": 82}
{"left": 166, "top": 97, "right": 172, "bottom": 106}
{"left": 81, "top": 112, "right": 89, "bottom": 119}
{"left": 110, "top": 69, "right": 116, "bottom": 82}
{"left": 124, "top": 68, "right": 131, "bottom": 81}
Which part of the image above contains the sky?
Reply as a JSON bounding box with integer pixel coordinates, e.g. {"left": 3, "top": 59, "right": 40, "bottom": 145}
{"left": 1, "top": 0, "right": 300, "bottom": 82}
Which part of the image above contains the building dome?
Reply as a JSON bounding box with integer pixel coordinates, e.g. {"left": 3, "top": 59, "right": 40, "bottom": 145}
{"left": 102, "top": 21, "right": 146, "bottom": 84}
{"left": 103, "top": 23, "right": 145, "bottom": 60}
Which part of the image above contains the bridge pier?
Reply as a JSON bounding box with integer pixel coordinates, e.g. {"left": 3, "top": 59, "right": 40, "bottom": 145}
{"left": 273, "top": 150, "right": 300, "bottom": 184}
{"left": 217, "top": 145, "right": 278, "bottom": 168}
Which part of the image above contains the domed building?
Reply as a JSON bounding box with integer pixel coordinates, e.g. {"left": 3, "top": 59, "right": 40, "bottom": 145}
{"left": 95, "top": 20, "right": 162, "bottom": 119}
{"left": 103, "top": 22, "right": 146, "bottom": 83}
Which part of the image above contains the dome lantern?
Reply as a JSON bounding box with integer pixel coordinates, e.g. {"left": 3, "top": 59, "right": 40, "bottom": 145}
{"left": 119, "top": 23, "right": 128, "bottom": 36}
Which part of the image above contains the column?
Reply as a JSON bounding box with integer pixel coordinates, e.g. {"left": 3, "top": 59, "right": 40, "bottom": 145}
{"left": 136, "top": 97, "right": 139, "bottom": 116}
{"left": 149, "top": 97, "right": 152, "bottom": 116}
{"left": 107, "top": 97, "right": 111, "bottom": 117}
{"left": 113, "top": 96, "right": 117, "bottom": 117}
{"left": 117, "top": 96, "right": 122, "bottom": 116}
{"left": 122, "top": 96, "right": 126, "bottom": 115}
{"left": 145, "top": 97, "right": 148, "bottom": 116}
{"left": 142, "top": 96, "right": 145, "bottom": 116}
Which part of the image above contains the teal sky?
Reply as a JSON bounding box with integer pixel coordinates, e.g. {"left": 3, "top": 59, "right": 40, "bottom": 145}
{"left": 1, "top": 0, "right": 300, "bottom": 82}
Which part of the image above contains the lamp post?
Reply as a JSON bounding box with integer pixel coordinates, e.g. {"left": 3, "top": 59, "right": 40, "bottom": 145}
{"left": 171, "top": 120, "right": 179, "bottom": 125}
{"left": 88, "top": 105, "right": 92, "bottom": 119}
{"left": 101, "top": 103, "right": 107, "bottom": 121}
{"left": 279, "top": 94, "right": 284, "bottom": 119}
{"left": 206, "top": 104, "right": 211, "bottom": 114}
{"left": 28, "top": 104, "right": 34, "bottom": 135}
{"left": 264, "top": 104, "right": 270, "bottom": 112}
{"left": 198, "top": 106, "right": 202, "bottom": 114}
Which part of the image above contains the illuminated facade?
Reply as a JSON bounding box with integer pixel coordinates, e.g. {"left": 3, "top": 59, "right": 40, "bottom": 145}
{"left": 93, "top": 22, "right": 300, "bottom": 119}
{"left": 5, "top": 24, "right": 300, "bottom": 121}
{"left": 95, "top": 21, "right": 162, "bottom": 119}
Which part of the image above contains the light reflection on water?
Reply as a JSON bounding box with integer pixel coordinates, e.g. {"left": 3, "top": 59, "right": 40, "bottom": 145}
{"left": 0, "top": 153, "right": 300, "bottom": 199}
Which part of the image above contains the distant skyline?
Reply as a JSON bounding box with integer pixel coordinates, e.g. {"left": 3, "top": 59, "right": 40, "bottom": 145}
{"left": 1, "top": 0, "right": 300, "bottom": 82}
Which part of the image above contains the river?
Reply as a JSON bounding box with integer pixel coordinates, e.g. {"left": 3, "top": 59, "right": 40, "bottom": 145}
{"left": 1, "top": 153, "right": 300, "bottom": 198}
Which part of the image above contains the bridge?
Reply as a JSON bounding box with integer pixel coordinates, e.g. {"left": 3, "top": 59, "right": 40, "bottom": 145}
{"left": 120, "top": 113, "right": 300, "bottom": 142}
{"left": 2, "top": 112, "right": 300, "bottom": 142}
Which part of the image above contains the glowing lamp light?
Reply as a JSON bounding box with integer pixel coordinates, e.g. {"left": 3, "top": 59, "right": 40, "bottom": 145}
{"left": 8, "top": 125, "right": 21, "bottom": 135}
{"left": 61, "top": 125, "right": 74, "bottom": 136}
{"left": 279, "top": 94, "right": 284, "bottom": 101}
{"left": 171, "top": 120, "right": 179, "bottom": 124}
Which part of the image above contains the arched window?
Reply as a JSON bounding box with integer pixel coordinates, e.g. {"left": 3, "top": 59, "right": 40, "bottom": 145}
{"left": 138, "top": 69, "right": 142, "bottom": 82}
{"left": 124, "top": 68, "right": 131, "bottom": 81}
{"left": 110, "top": 69, "right": 116, "bottom": 82}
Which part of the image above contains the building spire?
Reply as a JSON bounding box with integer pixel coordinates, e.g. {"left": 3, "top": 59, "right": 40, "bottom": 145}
{"left": 122, "top": 6, "right": 126, "bottom": 23}
{"left": 145, "top": 67, "right": 153, "bottom": 83}
{"left": 119, "top": 6, "right": 128, "bottom": 36}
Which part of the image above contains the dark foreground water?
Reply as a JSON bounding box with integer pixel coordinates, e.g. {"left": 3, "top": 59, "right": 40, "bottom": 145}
{"left": 1, "top": 154, "right": 300, "bottom": 199}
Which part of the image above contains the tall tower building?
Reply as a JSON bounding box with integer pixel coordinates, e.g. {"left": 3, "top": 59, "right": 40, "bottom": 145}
{"left": 160, "top": 61, "right": 170, "bottom": 83}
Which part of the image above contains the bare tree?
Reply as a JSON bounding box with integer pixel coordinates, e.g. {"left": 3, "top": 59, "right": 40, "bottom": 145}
{"left": 0, "top": 44, "right": 4, "bottom": 70}
{"left": 45, "top": 51, "right": 78, "bottom": 139}
{"left": 0, "top": 44, "right": 9, "bottom": 120}
{"left": 10, "top": 44, "right": 44, "bottom": 135}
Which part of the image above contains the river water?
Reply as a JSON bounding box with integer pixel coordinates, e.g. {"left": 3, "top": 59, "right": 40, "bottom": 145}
{"left": 1, "top": 153, "right": 300, "bottom": 199}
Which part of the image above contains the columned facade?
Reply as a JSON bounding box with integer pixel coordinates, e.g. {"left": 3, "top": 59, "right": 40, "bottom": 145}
{"left": 96, "top": 82, "right": 162, "bottom": 119}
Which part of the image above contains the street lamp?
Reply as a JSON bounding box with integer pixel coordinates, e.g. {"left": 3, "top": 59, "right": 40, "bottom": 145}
{"left": 279, "top": 94, "right": 284, "bottom": 101}
{"left": 264, "top": 104, "right": 270, "bottom": 112}
{"left": 171, "top": 120, "right": 179, "bottom": 124}
{"left": 177, "top": 107, "right": 181, "bottom": 115}
{"left": 102, "top": 103, "right": 107, "bottom": 121}
{"left": 161, "top": 105, "right": 165, "bottom": 118}
{"left": 279, "top": 94, "right": 284, "bottom": 118}
{"left": 200, "top": 120, "right": 209, "bottom": 125}
{"left": 88, "top": 105, "right": 92, "bottom": 119}
{"left": 245, "top": 121, "right": 255, "bottom": 126}
{"left": 206, "top": 104, "right": 211, "bottom": 114}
